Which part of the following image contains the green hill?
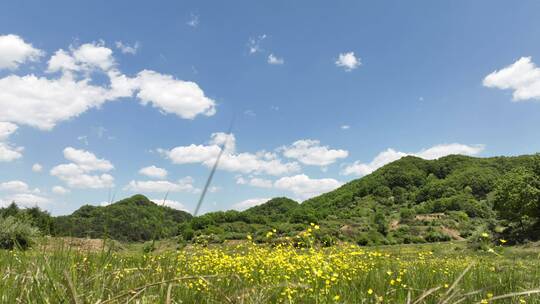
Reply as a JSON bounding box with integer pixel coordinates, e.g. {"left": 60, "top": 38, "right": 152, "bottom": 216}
{"left": 53, "top": 195, "right": 192, "bottom": 242}
{"left": 182, "top": 154, "right": 540, "bottom": 245}
{"left": 2, "top": 153, "right": 540, "bottom": 245}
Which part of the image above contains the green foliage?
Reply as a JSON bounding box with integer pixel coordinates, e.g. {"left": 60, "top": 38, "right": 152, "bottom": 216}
{"left": 54, "top": 195, "right": 192, "bottom": 242}
{"left": 0, "top": 216, "right": 40, "bottom": 250}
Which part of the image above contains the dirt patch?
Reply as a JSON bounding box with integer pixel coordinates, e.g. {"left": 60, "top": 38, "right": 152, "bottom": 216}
{"left": 415, "top": 213, "right": 446, "bottom": 221}
{"left": 440, "top": 226, "right": 464, "bottom": 241}
{"left": 42, "top": 237, "right": 106, "bottom": 251}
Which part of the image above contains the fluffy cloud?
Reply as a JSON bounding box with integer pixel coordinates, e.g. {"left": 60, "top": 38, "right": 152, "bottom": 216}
{"left": 236, "top": 176, "right": 273, "bottom": 188}
{"left": 135, "top": 70, "right": 216, "bottom": 119}
{"left": 50, "top": 147, "right": 114, "bottom": 189}
{"left": 0, "top": 122, "right": 23, "bottom": 161}
{"left": 341, "top": 143, "right": 485, "bottom": 176}
{"left": 151, "top": 198, "right": 189, "bottom": 212}
{"left": 274, "top": 174, "right": 343, "bottom": 200}
{"left": 161, "top": 133, "right": 300, "bottom": 176}
{"left": 0, "top": 34, "right": 43, "bottom": 70}
{"left": 124, "top": 177, "right": 196, "bottom": 193}
{"left": 483, "top": 57, "right": 540, "bottom": 101}
{"left": 247, "top": 34, "right": 266, "bottom": 54}
{"left": 0, "top": 38, "right": 216, "bottom": 131}
{"left": 52, "top": 185, "right": 69, "bottom": 195}
{"left": 0, "top": 180, "right": 29, "bottom": 192}
{"left": 139, "top": 165, "right": 168, "bottom": 179}
{"left": 0, "top": 193, "right": 50, "bottom": 208}
{"left": 32, "top": 163, "right": 43, "bottom": 172}
{"left": 335, "top": 52, "right": 361, "bottom": 71}
{"left": 115, "top": 41, "right": 139, "bottom": 55}
{"left": 232, "top": 198, "right": 270, "bottom": 211}
{"left": 281, "top": 139, "right": 348, "bottom": 166}
{"left": 267, "top": 54, "right": 284, "bottom": 65}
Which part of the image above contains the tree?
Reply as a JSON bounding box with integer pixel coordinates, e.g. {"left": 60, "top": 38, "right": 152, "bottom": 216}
{"left": 493, "top": 167, "right": 540, "bottom": 232}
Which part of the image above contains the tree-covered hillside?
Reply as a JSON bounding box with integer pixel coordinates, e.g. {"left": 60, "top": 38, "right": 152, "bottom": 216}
{"left": 53, "top": 195, "right": 192, "bottom": 242}
{"left": 181, "top": 154, "right": 540, "bottom": 245}
{"left": 2, "top": 154, "right": 539, "bottom": 245}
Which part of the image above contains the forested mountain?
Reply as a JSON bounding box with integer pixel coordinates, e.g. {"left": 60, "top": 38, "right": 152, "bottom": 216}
{"left": 2, "top": 154, "right": 540, "bottom": 245}
{"left": 53, "top": 195, "right": 192, "bottom": 242}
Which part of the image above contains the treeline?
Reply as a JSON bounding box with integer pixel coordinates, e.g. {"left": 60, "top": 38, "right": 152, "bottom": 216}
{"left": 2, "top": 153, "right": 540, "bottom": 245}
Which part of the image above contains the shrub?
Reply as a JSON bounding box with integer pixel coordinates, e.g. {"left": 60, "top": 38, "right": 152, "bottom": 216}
{"left": 0, "top": 216, "right": 40, "bottom": 250}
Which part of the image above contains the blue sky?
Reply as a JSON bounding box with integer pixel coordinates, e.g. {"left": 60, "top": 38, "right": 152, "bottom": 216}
{"left": 1, "top": 0, "right": 540, "bottom": 215}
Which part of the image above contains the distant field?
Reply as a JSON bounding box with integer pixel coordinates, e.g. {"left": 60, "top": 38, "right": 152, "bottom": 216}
{"left": 1, "top": 238, "right": 540, "bottom": 303}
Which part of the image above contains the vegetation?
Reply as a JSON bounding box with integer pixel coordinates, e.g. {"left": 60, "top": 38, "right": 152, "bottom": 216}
{"left": 53, "top": 195, "right": 192, "bottom": 242}
{"left": 2, "top": 153, "right": 540, "bottom": 247}
{"left": 0, "top": 216, "right": 40, "bottom": 250}
{"left": 2, "top": 236, "right": 540, "bottom": 303}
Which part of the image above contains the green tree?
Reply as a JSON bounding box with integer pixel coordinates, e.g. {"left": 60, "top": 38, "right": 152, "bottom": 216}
{"left": 493, "top": 167, "right": 540, "bottom": 231}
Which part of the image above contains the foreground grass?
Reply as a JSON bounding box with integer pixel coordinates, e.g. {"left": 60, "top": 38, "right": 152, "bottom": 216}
{"left": 1, "top": 240, "right": 540, "bottom": 303}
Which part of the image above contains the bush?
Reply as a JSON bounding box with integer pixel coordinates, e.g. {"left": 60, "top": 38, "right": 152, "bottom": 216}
{"left": 0, "top": 216, "right": 40, "bottom": 250}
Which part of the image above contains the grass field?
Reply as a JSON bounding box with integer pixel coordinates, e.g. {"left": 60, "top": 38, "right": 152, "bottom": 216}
{"left": 1, "top": 237, "right": 540, "bottom": 303}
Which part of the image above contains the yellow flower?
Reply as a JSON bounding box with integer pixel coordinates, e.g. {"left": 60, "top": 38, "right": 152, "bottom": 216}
{"left": 247, "top": 234, "right": 252, "bottom": 240}
{"left": 487, "top": 293, "right": 493, "bottom": 299}
{"left": 333, "top": 295, "right": 340, "bottom": 301}
{"left": 500, "top": 239, "right": 507, "bottom": 244}
{"left": 367, "top": 288, "right": 373, "bottom": 295}
{"left": 481, "top": 232, "right": 489, "bottom": 238}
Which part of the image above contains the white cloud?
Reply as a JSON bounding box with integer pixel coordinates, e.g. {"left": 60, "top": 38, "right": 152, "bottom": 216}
{"left": 150, "top": 198, "right": 189, "bottom": 212}
{"left": 0, "top": 34, "right": 44, "bottom": 70}
{"left": 124, "top": 177, "right": 196, "bottom": 193}
{"left": 0, "top": 193, "right": 50, "bottom": 208}
{"left": 139, "top": 165, "right": 168, "bottom": 179}
{"left": 232, "top": 197, "right": 270, "bottom": 211}
{"left": 63, "top": 147, "right": 113, "bottom": 171}
{"left": 0, "top": 142, "right": 23, "bottom": 162}
{"left": 50, "top": 147, "right": 114, "bottom": 189}
{"left": 0, "top": 180, "right": 29, "bottom": 192}
{"left": 115, "top": 41, "right": 140, "bottom": 55}
{"left": 281, "top": 139, "right": 348, "bottom": 166}
{"left": 0, "top": 39, "right": 216, "bottom": 131}
{"left": 274, "top": 174, "right": 343, "bottom": 200}
{"left": 247, "top": 34, "right": 266, "bottom": 54}
{"left": 335, "top": 52, "right": 361, "bottom": 71}
{"left": 135, "top": 70, "right": 216, "bottom": 119}
{"left": 341, "top": 143, "right": 485, "bottom": 177}
{"left": 0, "top": 122, "right": 23, "bottom": 162}
{"left": 52, "top": 185, "right": 69, "bottom": 195}
{"left": 161, "top": 132, "right": 300, "bottom": 176}
{"left": 32, "top": 163, "right": 43, "bottom": 172}
{"left": 341, "top": 125, "right": 350, "bottom": 130}
{"left": 236, "top": 176, "right": 273, "bottom": 188}
{"left": 483, "top": 56, "right": 540, "bottom": 101}
{"left": 187, "top": 13, "right": 199, "bottom": 28}
{"left": 267, "top": 54, "right": 284, "bottom": 65}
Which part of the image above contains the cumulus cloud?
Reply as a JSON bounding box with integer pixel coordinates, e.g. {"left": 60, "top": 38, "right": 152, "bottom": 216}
{"left": 341, "top": 143, "right": 485, "bottom": 177}
{"left": 335, "top": 52, "right": 361, "bottom": 71}
{"left": 115, "top": 41, "right": 140, "bottom": 55}
{"left": 52, "top": 185, "right": 69, "bottom": 195}
{"left": 274, "top": 174, "right": 343, "bottom": 200}
{"left": 0, "top": 122, "right": 23, "bottom": 161}
{"left": 232, "top": 197, "right": 270, "bottom": 211}
{"left": 281, "top": 139, "right": 348, "bottom": 166}
{"left": 0, "top": 38, "right": 216, "bottom": 131}
{"left": 267, "top": 54, "right": 284, "bottom": 65}
{"left": 32, "top": 163, "right": 43, "bottom": 172}
{"left": 135, "top": 70, "right": 216, "bottom": 119}
{"left": 0, "top": 180, "right": 29, "bottom": 192}
{"left": 236, "top": 176, "right": 273, "bottom": 188}
{"left": 151, "top": 198, "right": 189, "bottom": 212}
{"left": 139, "top": 165, "right": 168, "bottom": 179}
{"left": 0, "top": 193, "right": 50, "bottom": 208}
{"left": 124, "top": 177, "right": 196, "bottom": 193}
{"left": 50, "top": 147, "right": 114, "bottom": 189}
{"left": 160, "top": 133, "right": 300, "bottom": 176}
{"left": 483, "top": 56, "right": 540, "bottom": 101}
{"left": 0, "top": 34, "right": 44, "bottom": 70}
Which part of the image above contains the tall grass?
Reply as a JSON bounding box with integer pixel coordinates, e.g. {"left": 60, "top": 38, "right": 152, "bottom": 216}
{"left": 1, "top": 240, "right": 540, "bottom": 303}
